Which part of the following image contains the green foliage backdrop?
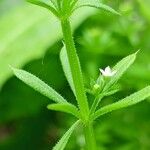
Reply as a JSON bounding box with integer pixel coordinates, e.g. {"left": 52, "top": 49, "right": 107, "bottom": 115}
{"left": 0, "top": 0, "right": 150, "bottom": 150}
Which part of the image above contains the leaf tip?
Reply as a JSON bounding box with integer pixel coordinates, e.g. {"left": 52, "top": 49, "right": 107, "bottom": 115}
{"left": 117, "top": 12, "right": 122, "bottom": 16}
{"left": 113, "top": 10, "right": 121, "bottom": 16}
{"left": 135, "top": 49, "right": 141, "bottom": 55}
{"left": 9, "top": 65, "right": 16, "bottom": 73}
{"left": 10, "top": 66, "right": 22, "bottom": 78}
{"left": 47, "top": 104, "right": 52, "bottom": 110}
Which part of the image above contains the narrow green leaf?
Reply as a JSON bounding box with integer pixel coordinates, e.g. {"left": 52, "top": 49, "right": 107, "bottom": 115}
{"left": 60, "top": 46, "right": 76, "bottom": 96}
{"left": 70, "top": 0, "right": 78, "bottom": 10}
{"left": 74, "top": 0, "right": 120, "bottom": 15}
{"left": 47, "top": 103, "right": 79, "bottom": 118}
{"left": 11, "top": 67, "right": 67, "bottom": 103}
{"left": 104, "top": 88, "right": 120, "bottom": 97}
{"left": 103, "top": 52, "right": 137, "bottom": 92}
{"left": 53, "top": 120, "right": 80, "bottom": 150}
{"left": 50, "top": 0, "right": 58, "bottom": 8}
{"left": 27, "top": 0, "right": 59, "bottom": 17}
{"left": 94, "top": 86, "right": 150, "bottom": 120}
{"left": 90, "top": 94, "right": 104, "bottom": 114}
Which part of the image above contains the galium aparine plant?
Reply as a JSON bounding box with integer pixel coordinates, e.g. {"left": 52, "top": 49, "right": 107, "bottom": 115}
{"left": 11, "top": 0, "right": 150, "bottom": 150}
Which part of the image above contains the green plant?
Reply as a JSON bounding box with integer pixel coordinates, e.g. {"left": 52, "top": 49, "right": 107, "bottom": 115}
{"left": 11, "top": 0, "right": 150, "bottom": 150}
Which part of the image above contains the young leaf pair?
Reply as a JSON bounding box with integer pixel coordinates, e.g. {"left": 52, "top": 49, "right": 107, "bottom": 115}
{"left": 27, "top": 0, "right": 120, "bottom": 20}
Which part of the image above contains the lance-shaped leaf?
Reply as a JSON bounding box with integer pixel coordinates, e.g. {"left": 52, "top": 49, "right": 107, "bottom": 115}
{"left": 11, "top": 67, "right": 67, "bottom": 103}
{"left": 27, "top": 0, "right": 59, "bottom": 17}
{"left": 50, "top": 0, "right": 58, "bottom": 8}
{"left": 103, "top": 52, "right": 137, "bottom": 92}
{"left": 60, "top": 45, "right": 76, "bottom": 96}
{"left": 47, "top": 103, "right": 79, "bottom": 118}
{"left": 94, "top": 86, "right": 150, "bottom": 120}
{"left": 74, "top": 0, "right": 120, "bottom": 15}
{"left": 53, "top": 120, "right": 80, "bottom": 150}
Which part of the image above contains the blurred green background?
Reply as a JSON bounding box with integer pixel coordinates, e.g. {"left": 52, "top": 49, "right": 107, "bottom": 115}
{"left": 0, "top": 0, "right": 150, "bottom": 149}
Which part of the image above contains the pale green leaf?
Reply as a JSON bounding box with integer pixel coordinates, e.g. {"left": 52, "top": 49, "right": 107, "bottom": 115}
{"left": 53, "top": 120, "right": 80, "bottom": 150}
{"left": 60, "top": 46, "right": 76, "bottom": 96}
{"left": 47, "top": 103, "right": 79, "bottom": 117}
{"left": 94, "top": 86, "right": 150, "bottom": 120}
{"left": 27, "top": 0, "right": 59, "bottom": 17}
{"left": 103, "top": 52, "right": 137, "bottom": 92}
{"left": 74, "top": 0, "right": 120, "bottom": 15}
{"left": 11, "top": 67, "right": 67, "bottom": 103}
{"left": 104, "top": 88, "right": 120, "bottom": 97}
{"left": 138, "top": 0, "right": 150, "bottom": 23}
{"left": 0, "top": 3, "right": 96, "bottom": 88}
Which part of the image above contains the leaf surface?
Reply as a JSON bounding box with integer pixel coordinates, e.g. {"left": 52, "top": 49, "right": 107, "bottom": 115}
{"left": 12, "top": 67, "right": 66, "bottom": 103}
{"left": 94, "top": 86, "right": 150, "bottom": 120}
{"left": 75, "top": 0, "right": 120, "bottom": 15}
{"left": 103, "top": 52, "right": 137, "bottom": 92}
{"left": 60, "top": 46, "right": 76, "bottom": 95}
{"left": 27, "top": 0, "right": 59, "bottom": 17}
{"left": 47, "top": 103, "right": 79, "bottom": 117}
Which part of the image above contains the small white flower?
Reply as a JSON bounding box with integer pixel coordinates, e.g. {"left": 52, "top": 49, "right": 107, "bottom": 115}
{"left": 99, "top": 66, "right": 116, "bottom": 77}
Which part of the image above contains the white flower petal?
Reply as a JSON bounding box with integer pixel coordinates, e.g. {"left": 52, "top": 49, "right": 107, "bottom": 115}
{"left": 100, "top": 69, "right": 105, "bottom": 75}
{"left": 105, "top": 66, "right": 111, "bottom": 73}
{"left": 99, "top": 66, "right": 117, "bottom": 77}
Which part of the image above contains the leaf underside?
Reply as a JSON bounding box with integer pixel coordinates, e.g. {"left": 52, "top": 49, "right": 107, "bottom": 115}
{"left": 27, "top": 0, "right": 59, "bottom": 17}
{"left": 47, "top": 103, "right": 79, "bottom": 117}
{"left": 12, "top": 67, "right": 67, "bottom": 103}
{"left": 103, "top": 52, "right": 137, "bottom": 92}
{"left": 60, "top": 46, "right": 76, "bottom": 96}
{"left": 94, "top": 86, "right": 150, "bottom": 120}
{"left": 75, "top": 0, "right": 120, "bottom": 15}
